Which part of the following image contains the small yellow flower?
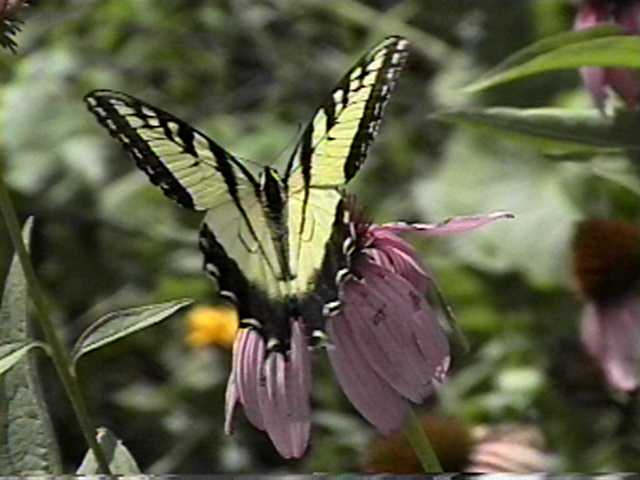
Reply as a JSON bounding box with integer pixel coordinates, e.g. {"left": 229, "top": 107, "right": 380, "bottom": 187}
{"left": 186, "top": 305, "right": 238, "bottom": 349}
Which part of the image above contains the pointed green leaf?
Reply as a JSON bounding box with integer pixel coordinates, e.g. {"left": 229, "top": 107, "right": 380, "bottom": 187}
{"left": 466, "top": 34, "right": 640, "bottom": 92}
{"left": 0, "top": 342, "right": 40, "bottom": 377}
{"left": 0, "top": 217, "right": 62, "bottom": 474}
{"left": 590, "top": 156, "right": 640, "bottom": 196}
{"left": 435, "top": 107, "right": 640, "bottom": 154}
{"left": 468, "top": 25, "right": 622, "bottom": 92}
{"left": 76, "top": 427, "right": 141, "bottom": 474}
{"left": 72, "top": 299, "right": 193, "bottom": 364}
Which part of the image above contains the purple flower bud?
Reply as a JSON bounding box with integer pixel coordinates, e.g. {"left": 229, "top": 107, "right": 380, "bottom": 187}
{"left": 575, "top": 0, "right": 640, "bottom": 111}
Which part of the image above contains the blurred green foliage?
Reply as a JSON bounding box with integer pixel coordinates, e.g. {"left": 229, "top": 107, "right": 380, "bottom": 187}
{"left": 1, "top": 0, "right": 639, "bottom": 473}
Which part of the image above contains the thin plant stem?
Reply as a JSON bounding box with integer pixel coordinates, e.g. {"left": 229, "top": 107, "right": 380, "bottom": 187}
{"left": 404, "top": 409, "right": 443, "bottom": 473}
{"left": 0, "top": 176, "right": 112, "bottom": 475}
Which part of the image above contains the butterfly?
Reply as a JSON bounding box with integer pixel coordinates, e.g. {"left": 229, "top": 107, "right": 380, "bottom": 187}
{"left": 84, "top": 36, "right": 409, "bottom": 352}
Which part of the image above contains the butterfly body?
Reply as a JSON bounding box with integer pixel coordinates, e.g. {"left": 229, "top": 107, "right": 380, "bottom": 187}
{"left": 85, "top": 36, "right": 409, "bottom": 351}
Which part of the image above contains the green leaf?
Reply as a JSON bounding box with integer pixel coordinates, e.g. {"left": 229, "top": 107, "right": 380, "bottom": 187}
{"left": 590, "top": 156, "right": 640, "bottom": 196}
{"left": 0, "top": 217, "right": 62, "bottom": 474}
{"left": 466, "top": 34, "right": 640, "bottom": 92}
{"left": 71, "top": 299, "right": 193, "bottom": 364}
{"left": 435, "top": 107, "right": 640, "bottom": 153}
{"left": 469, "top": 25, "right": 622, "bottom": 92}
{"left": 76, "top": 427, "right": 141, "bottom": 474}
{"left": 0, "top": 342, "right": 40, "bottom": 377}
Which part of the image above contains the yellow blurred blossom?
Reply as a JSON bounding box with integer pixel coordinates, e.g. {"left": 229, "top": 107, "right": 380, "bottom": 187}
{"left": 186, "top": 305, "right": 238, "bottom": 349}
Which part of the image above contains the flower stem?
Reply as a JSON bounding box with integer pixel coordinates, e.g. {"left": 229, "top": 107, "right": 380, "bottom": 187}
{"left": 0, "top": 176, "right": 112, "bottom": 475}
{"left": 404, "top": 409, "right": 443, "bottom": 473}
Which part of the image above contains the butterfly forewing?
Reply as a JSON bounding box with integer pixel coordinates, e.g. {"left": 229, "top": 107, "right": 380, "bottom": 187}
{"left": 286, "top": 36, "right": 409, "bottom": 293}
{"left": 285, "top": 36, "right": 409, "bottom": 190}
{"left": 85, "top": 90, "right": 256, "bottom": 211}
{"left": 85, "top": 89, "right": 290, "bottom": 299}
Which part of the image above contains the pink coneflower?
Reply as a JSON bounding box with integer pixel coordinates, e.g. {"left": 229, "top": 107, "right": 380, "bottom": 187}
{"left": 364, "top": 416, "right": 551, "bottom": 473}
{"left": 573, "top": 218, "right": 640, "bottom": 392}
{"left": 327, "top": 210, "right": 513, "bottom": 435}
{"left": 223, "top": 208, "right": 513, "bottom": 458}
{"left": 575, "top": 0, "right": 640, "bottom": 111}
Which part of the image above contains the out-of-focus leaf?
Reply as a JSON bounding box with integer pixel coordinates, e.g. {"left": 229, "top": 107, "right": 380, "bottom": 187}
{"left": 468, "top": 25, "right": 622, "bottom": 91}
{"left": 435, "top": 108, "right": 640, "bottom": 153}
{"left": 414, "top": 129, "right": 585, "bottom": 287}
{"left": 1, "top": 50, "right": 109, "bottom": 197}
{"left": 76, "top": 427, "right": 141, "bottom": 474}
{"left": 0, "top": 217, "right": 62, "bottom": 474}
{"left": 466, "top": 34, "right": 640, "bottom": 92}
{"left": 0, "top": 342, "right": 40, "bottom": 377}
{"left": 71, "top": 299, "right": 193, "bottom": 364}
{"left": 589, "top": 156, "right": 640, "bottom": 196}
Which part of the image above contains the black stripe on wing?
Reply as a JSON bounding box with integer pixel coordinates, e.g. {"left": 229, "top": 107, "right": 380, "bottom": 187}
{"left": 84, "top": 89, "right": 257, "bottom": 210}
{"left": 199, "top": 223, "right": 292, "bottom": 348}
{"left": 343, "top": 36, "right": 409, "bottom": 181}
{"left": 284, "top": 36, "right": 409, "bottom": 187}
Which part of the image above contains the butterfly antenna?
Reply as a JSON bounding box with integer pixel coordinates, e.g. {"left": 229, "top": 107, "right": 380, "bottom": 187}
{"left": 273, "top": 122, "right": 304, "bottom": 172}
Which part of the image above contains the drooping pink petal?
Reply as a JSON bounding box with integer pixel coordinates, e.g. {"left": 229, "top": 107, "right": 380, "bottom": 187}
{"left": 237, "top": 329, "right": 265, "bottom": 430}
{"left": 574, "top": 1, "right": 640, "bottom": 111}
{"left": 285, "top": 320, "right": 311, "bottom": 458}
{"left": 327, "top": 313, "right": 410, "bottom": 435}
{"left": 252, "top": 320, "right": 311, "bottom": 459}
{"left": 580, "top": 67, "right": 608, "bottom": 111}
{"left": 574, "top": 1, "right": 610, "bottom": 31}
{"left": 367, "top": 229, "right": 430, "bottom": 291}
{"left": 606, "top": 68, "right": 640, "bottom": 109}
{"left": 582, "top": 299, "right": 640, "bottom": 391}
{"left": 258, "top": 351, "right": 295, "bottom": 457}
{"left": 379, "top": 211, "right": 514, "bottom": 237}
{"left": 225, "top": 333, "right": 244, "bottom": 434}
{"left": 338, "top": 277, "right": 431, "bottom": 402}
{"left": 360, "top": 259, "right": 450, "bottom": 383}
{"left": 581, "top": 304, "right": 605, "bottom": 360}
{"left": 469, "top": 439, "right": 549, "bottom": 473}
{"left": 224, "top": 372, "right": 238, "bottom": 435}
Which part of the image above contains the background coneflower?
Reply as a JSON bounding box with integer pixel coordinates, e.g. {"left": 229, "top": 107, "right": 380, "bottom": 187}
{"left": 573, "top": 219, "right": 640, "bottom": 391}
{"left": 363, "top": 415, "right": 551, "bottom": 473}
{"left": 575, "top": 0, "right": 640, "bottom": 111}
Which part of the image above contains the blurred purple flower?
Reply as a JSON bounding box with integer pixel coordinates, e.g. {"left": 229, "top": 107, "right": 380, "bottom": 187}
{"left": 327, "top": 210, "right": 514, "bottom": 435}
{"left": 467, "top": 424, "right": 550, "bottom": 473}
{"left": 575, "top": 0, "right": 640, "bottom": 111}
{"left": 573, "top": 219, "right": 640, "bottom": 392}
{"left": 224, "top": 207, "right": 512, "bottom": 458}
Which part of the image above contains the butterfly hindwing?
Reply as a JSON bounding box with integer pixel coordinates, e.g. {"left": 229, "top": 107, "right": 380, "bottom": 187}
{"left": 84, "top": 89, "right": 255, "bottom": 211}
